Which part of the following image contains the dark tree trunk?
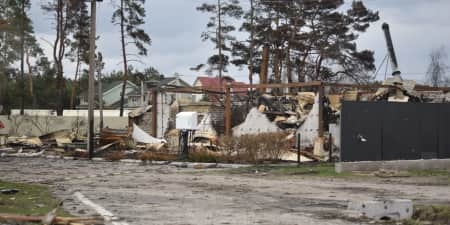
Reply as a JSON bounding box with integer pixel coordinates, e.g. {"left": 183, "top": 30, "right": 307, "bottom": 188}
{"left": 25, "top": 49, "right": 36, "bottom": 108}
{"left": 54, "top": 0, "right": 66, "bottom": 116}
{"left": 315, "top": 55, "right": 323, "bottom": 81}
{"left": 70, "top": 55, "right": 80, "bottom": 109}
{"left": 119, "top": 0, "right": 128, "bottom": 117}
{"left": 20, "top": 0, "right": 25, "bottom": 115}
{"left": 248, "top": 0, "right": 254, "bottom": 98}
{"left": 217, "top": 0, "right": 223, "bottom": 84}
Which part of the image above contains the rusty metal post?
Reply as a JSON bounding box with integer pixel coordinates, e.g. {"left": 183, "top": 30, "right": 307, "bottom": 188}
{"left": 318, "top": 84, "right": 324, "bottom": 138}
{"left": 328, "top": 133, "right": 333, "bottom": 162}
{"left": 259, "top": 45, "right": 269, "bottom": 93}
{"left": 297, "top": 132, "right": 301, "bottom": 166}
{"left": 151, "top": 89, "right": 158, "bottom": 137}
{"left": 225, "top": 84, "right": 231, "bottom": 137}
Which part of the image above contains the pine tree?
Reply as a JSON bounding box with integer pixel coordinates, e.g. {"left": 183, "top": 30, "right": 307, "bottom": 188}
{"left": 0, "top": 0, "right": 42, "bottom": 113}
{"left": 0, "top": 2, "right": 20, "bottom": 113}
{"left": 42, "top": 0, "right": 79, "bottom": 115}
{"left": 112, "top": 0, "right": 151, "bottom": 117}
{"left": 66, "top": 2, "right": 90, "bottom": 109}
{"left": 234, "top": 0, "right": 379, "bottom": 84}
{"left": 195, "top": 0, "right": 243, "bottom": 79}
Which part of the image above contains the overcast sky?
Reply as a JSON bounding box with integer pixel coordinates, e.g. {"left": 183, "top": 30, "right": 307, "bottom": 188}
{"left": 29, "top": 0, "right": 450, "bottom": 85}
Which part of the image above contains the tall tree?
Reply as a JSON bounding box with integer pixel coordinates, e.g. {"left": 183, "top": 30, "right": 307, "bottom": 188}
{"left": 0, "top": 0, "right": 42, "bottom": 113}
{"left": 426, "top": 46, "right": 449, "bottom": 87}
{"left": 42, "top": 0, "right": 78, "bottom": 115}
{"left": 234, "top": 0, "right": 379, "bottom": 84}
{"left": 0, "top": 2, "right": 20, "bottom": 114}
{"left": 67, "top": 2, "right": 90, "bottom": 109}
{"left": 195, "top": 0, "right": 243, "bottom": 79}
{"left": 112, "top": 0, "right": 151, "bottom": 117}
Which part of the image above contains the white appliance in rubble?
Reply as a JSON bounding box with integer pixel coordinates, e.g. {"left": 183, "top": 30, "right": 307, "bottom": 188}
{"left": 176, "top": 112, "right": 198, "bottom": 130}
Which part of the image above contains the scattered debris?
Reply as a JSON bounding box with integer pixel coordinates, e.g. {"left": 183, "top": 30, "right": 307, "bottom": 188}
{"left": 132, "top": 123, "right": 166, "bottom": 144}
{"left": 7, "top": 136, "right": 42, "bottom": 147}
{"left": 94, "top": 141, "right": 120, "bottom": 155}
{"left": 0, "top": 214, "right": 104, "bottom": 225}
{"left": 100, "top": 127, "right": 131, "bottom": 148}
{"left": 40, "top": 130, "right": 74, "bottom": 144}
{"left": 0, "top": 189, "right": 19, "bottom": 195}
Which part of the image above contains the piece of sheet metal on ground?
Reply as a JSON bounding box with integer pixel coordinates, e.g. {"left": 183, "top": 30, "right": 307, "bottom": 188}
{"left": 341, "top": 102, "right": 450, "bottom": 162}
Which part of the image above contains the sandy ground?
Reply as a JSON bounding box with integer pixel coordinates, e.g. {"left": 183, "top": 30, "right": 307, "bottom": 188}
{"left": 1, "top": 157, "right": 449, "bottom": 225}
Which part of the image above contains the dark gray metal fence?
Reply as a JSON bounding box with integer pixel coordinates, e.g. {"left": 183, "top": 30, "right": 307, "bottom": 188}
{"left": 341, "top": 102, "right": 450, "bottom": 162}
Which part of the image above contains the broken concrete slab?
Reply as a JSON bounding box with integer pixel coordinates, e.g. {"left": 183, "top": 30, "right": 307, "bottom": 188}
{"left": 347, "top": 199, "right": 413, "bottom": 220}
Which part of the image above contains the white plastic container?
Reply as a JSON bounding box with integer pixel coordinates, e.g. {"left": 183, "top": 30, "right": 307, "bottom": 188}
{"left": 176, "top": 112, "right": 198, "bottom": 130}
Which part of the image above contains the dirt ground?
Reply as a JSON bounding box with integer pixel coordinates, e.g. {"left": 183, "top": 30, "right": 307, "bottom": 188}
{"left": 1, "top": 157, "right": 449, "bottom": 225}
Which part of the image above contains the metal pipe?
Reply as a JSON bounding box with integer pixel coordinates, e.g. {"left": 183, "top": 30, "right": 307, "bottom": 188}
{"left": 151, "top": 90, "right": 158, "bottom": 137}
{"left": 382, "top": 23, "right": 401, "bottom": 77}
{"left": 225, "top": 84, "right": 231, "bottom": 137}
{"left": 297, "top": 133, "right": 301, "bottom": 166}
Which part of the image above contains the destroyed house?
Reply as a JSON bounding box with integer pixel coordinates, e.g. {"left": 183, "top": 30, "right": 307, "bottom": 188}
{"left": 78, "top": 80, "right": 141, "bottom": 109}
{"left": 135, "top": 76, "right": 192, "bottom": 138}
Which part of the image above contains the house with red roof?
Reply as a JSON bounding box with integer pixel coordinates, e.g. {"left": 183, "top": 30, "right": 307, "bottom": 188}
{"left": 193, "top": 76, "right": 248, "bottom": 102}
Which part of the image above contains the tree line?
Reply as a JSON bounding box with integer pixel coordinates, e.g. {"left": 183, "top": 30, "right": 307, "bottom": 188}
{"left": 194, "top": 0, "right": 380, "bottom": 86}
{"left": 0, "top": 0, "right": 151, "bottom": 116}
{"left": 1, "top": 0, "right": 448, "bottom": 116}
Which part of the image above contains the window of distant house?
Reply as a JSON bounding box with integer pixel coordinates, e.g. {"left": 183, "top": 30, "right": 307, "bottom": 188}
{"left": 129, "top": 96, "right": 139, "bottom": 105}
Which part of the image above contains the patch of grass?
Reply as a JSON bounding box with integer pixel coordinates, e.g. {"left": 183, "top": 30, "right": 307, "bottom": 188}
{"left": 271, "top": 164, "right": 352, "bottom": 177}
{"left": 403, "top": 205, "right": 450, "bottom": 225}
{"left": 407, "top": 170, "right": 450, "bottom": 177}
{"left": 188, "top": 150, "right": 223, "bottom": 163}
{"left": 227, "top": 163, "right": 353, "bottom": 177}
{"left": 0, "top": 180, "right": 70, "bottom": 217}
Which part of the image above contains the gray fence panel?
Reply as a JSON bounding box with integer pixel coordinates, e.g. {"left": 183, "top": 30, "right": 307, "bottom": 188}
{"left": 341, "top": 102, "right": 449, "bottom": 162}
{"left": 438, "top": 105, "right": 450, "bottom": 158}
{"left": 341, "top": 102, "right": 383, "bottom": 162}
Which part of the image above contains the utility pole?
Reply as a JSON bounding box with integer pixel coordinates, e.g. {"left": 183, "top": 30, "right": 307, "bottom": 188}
{"left": 97, "top": 56, "right": 103, "bottom": 130}
{"left": 88, "top": 0, "right": 97, "bottom": 159}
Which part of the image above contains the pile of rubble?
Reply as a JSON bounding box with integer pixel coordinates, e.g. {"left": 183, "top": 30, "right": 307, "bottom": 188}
{"left": 0, "top": 124, "right": 167, "bottom": 159}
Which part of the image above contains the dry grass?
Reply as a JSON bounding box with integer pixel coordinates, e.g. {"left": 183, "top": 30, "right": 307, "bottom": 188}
{"left": 218, "top": 132, "right": 290, "bottom": 164}
{"left": 138, "top": 151, "right": 177, "bottom": 162}
{"left": 403, "top": 205, "right": 450, "bottom": 225}
{"left": 104, "top": 151, "right": 126, "bottom": 161}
